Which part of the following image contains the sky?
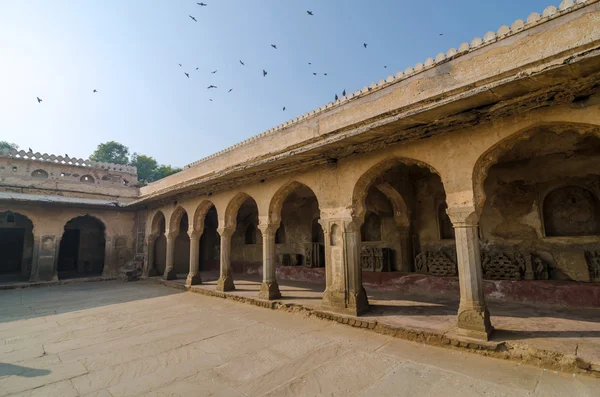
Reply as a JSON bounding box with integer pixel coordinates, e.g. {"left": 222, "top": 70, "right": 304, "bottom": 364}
{"left": 0, "top": 0, "right": 554, "bottom": 168}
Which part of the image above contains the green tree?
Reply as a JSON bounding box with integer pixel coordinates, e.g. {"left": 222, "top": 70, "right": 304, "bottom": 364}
{"left": 130, "top": 153, "right": 158, "bottom": 184}
{"left": 154, "top": 164, "right": 182, "bottom": 181}
{"left": 0, "top": 141, "right": 18, "bottom": 151}
{"left": 90, "top": 141, "right": 130, "bottom": 165}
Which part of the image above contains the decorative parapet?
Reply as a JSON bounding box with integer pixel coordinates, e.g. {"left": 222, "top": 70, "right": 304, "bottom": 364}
{"left": 0, "top": 148, "right": 137, "bottom": 175}
{"left": 184, "top": 0, "right": 595, "bottom": 170}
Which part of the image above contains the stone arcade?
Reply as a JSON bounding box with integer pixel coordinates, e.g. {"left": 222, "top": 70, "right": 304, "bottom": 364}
{"left": 1, "top": 0, "right": 600, "bottom": 341}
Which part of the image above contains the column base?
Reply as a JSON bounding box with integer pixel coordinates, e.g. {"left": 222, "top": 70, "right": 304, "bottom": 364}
{"left": 163, "top": 269, "right": 177, "bottom": 280}
{"left": 322, "top": 287, "right": 369, "bottom": 316}
{"left": 216, "top": 276, "right": 235, "bottom": 292}
{"left": 457, "top": 306, "right": 493, "bottom": 341}
{"left": 185, "top": 273, "right": 202, "bottom": 286}
{"left": 258, "top": 281, "right": 281, "bottom": 300}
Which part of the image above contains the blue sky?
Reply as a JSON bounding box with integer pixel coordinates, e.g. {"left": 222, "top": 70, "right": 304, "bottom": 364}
{"left": 1, "top": 0, "right": 553, "bottom": 167}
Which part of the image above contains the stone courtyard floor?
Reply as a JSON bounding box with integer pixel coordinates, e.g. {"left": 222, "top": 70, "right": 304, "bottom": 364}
{"left": 1, "top": 281, "right": 599, "bottom": 396}
{"left": 159, "top": 272, "right": 600, "bottom": 373}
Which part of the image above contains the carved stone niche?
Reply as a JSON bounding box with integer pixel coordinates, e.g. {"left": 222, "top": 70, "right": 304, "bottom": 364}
{"left": 304, "top": 243, "right": 325, "bottom": 268}
{"left": 276, "top": 254, "right": 302, "bottom": 267}
{"left": 360, "top": 247, "right": 392, "bottom": 272}
{"left": 414, "top": 247, "right": 457, "bottom": 276}
{"left": 585, "top": 251, "right": 600, "bottom": 282}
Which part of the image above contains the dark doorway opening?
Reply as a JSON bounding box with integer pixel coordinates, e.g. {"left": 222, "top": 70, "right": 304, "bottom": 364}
{"left": 57, "top": 215, "right": 106, "bottom": 279}
{"left": 0, "top": 228, "right": 25, "bottom": 274}
{"left": 58, "top": 229, "right": 80, "bottom": 274}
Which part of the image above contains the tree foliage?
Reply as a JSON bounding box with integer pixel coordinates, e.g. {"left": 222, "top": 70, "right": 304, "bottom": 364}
{"left": 130, "top": 153, "right": 158, "bottom": 184}
{"left": 90, "top": 141, "right": 130, "bottom": 165}
{"left": 89, "top": 142, "right": 180, "bottom": 185}
{"left": 0, "top": 141, "right": 18, "bottom": 151}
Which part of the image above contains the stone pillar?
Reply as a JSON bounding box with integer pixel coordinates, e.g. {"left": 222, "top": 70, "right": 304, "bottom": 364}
{"left": 447, "top": 206, "right": 493, "bottom": 340}
{"left": 216, "top": 227, "right": 235, "bottom": 291}
{"left": 143, "top": 234, "right": 158, "bottom": 277}
{"left": 321, "top": 216, "right": 369, "bottom": 316}
{"left": 257, "top": 223, "right": 281, "bottom": 300}
{"left": 33, "top": 234, "right": 60, "bottom": 282}
{"left": 163, "top": 231, "right": 177, "bottom": 280}
{"left": 186, "top": 230, "right": 202, "bottom": 286}
{"left": 102, "top": 234, "right": 114, "bottom": 277}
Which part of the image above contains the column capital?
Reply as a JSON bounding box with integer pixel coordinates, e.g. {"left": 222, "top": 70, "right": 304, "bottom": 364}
{"left": 446, "top": 206, "right": 479, "bottom": 228}
{"left": 164, "top": 229, "right": 178, "bottom": 239}
{"left": 187, "top": 227, "right": 203, "bottom": 239}
{"left": 257, "top": 222, "right": 278, "bottom": 235}
{"left": 217, "top": 227, "right": 234, "bottom": 238}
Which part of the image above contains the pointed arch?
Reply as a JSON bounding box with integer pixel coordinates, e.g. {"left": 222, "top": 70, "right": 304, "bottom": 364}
{"left": 224, "top": 192, "right": 259, "bottom": 229}
{"left": 268, "top": 181, "right": 320, "bottom": 225}
{"left": 150, "top": 211, "right": 166, "bottom": 236}
{"left": 168, "top": 206, "right": 188, "bottom": 233}
{"left": 472, "top": 122, "right": 600, "bottom": 213}
{"left": 351, "top": 156, "right": 440, "bottom": 223}
{"left": 192, "top": 200, "right": 218, "bottom": 233}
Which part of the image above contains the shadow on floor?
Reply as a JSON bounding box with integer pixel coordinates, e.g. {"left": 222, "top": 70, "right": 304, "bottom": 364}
{"left": 0, "top": 363, "right": 51, "bottom": 378}
{"left": 0, "top": 281, "right": 184, "bottom": 324}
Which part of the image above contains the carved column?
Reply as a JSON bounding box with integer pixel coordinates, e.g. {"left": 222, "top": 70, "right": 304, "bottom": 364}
{"left": 321, "top": 216, "right": 369, "bottom": 316}
{"left": 163, "top": 231, "right": 177, "bottom": 280}
{"left": 258, "top": 223, "right": 281, "bottom": 300}
{"left": 216, "top": 227, "right": 235, "bottom": 291}
{"left": 186, "top": 230, "right": 202, "bottom": 286}
{"left": 447, "top": 206, "right": 493, "bottom": 340}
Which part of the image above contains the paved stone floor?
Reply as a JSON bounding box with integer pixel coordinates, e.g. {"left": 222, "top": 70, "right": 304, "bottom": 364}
{"left": 170, "top": 272, "right": 600, "bottom": 369}
{"left": 1, "top": 281, "right": 599, "bottom": 396}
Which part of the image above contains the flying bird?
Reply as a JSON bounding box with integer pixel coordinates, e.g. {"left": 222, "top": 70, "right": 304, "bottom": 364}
{"left": 189, "top": 15, "right": 197, "bottom": 22}
{"left": 209, "top": 99, "right": 213, "bottom": 101}
{"left": 312, "top": 72, "right": 317, "bottom": 76}
{"left": 384, "top": 66, "right": 387, "bottom": 68}
{"left": 324, "top": 73, "right": 328, "bottom": 76}
{"left": 228, "top": 88, "right": 233, "bottom": 93}
{"left": 28, "top": 147, "right": 32, "bottom": 152}
{"left": 178, "top": 63, "right": 182, "bottom": 67}
{"left": 239, "top": 60, "right": 245, "bottom": 65}
{"left": 37, "top": 97, "right": 42, "bottom": 103}
{"left": 363, "top": 43, "right": 368, "bottom": 48}
{"left": 439, "top": 33, "right": 443, "bottom": 36}
{"left": 197, "top": 2, "right": 207, "bottom": 6}
{"left": 207, "top": 85, "right": 217, "bottom": 89}
{"left": 271, "top": 44, "right": 277, "bottom": 49}
{"left": 307, "top": 10, "right": 313, "bottom": 16}
{"left": 308, "top": 62, "right": 312, "bottom": 65}
{"left": 185, "top": 72, "right": 190, "bottom": 78}
{"left": 283, "top": 107, "right": 286, "bottom": 111}
{"left": 93, "top": 89, "right": 97, "bottom": 93}
{"left": 196, "top": 67, "right": 199, "bottom": 70}
{"left": 263, "top": 70, "right": 267, "bottom": 77}
{"left": 211, "top": 70, "right": 217, "bottom": 74}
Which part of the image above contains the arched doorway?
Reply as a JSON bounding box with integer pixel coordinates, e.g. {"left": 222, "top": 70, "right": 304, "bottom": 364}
{"left": 353, "top": 159, "right": 453, "bottom": 276}
{"left": 475, "top": 124, "right": 600, "bottom": 282}
{"left": 199, "top": 205, "right": 220, "bottom": 271}
{"left": 57, "top": 215, "right": 105, "bottom": 279}
{"left": 230, "top": 196, "right": 261, "bottom": 271}
{"left": 0, "top": 211, "right": 34, "bottom": 281}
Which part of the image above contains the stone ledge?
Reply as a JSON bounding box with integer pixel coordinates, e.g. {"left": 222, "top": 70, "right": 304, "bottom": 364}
{"left": 149, "top": 278, "right": 600, "bottom": 377}
{"left": 0, "top": 276, "right": 118, "bottom": 291}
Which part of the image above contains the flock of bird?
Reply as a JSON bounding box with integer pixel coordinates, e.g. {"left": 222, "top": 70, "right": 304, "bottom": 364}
{"left": 35, "top": 3, "right": 445, "bottom": 113}
{"left": 178, "top": 4, "right": 372, "bottom": 111}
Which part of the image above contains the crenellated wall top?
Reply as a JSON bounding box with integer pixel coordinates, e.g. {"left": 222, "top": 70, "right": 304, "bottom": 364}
{"left": 0, "top": 148, "right": 137, "bottom": 175}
